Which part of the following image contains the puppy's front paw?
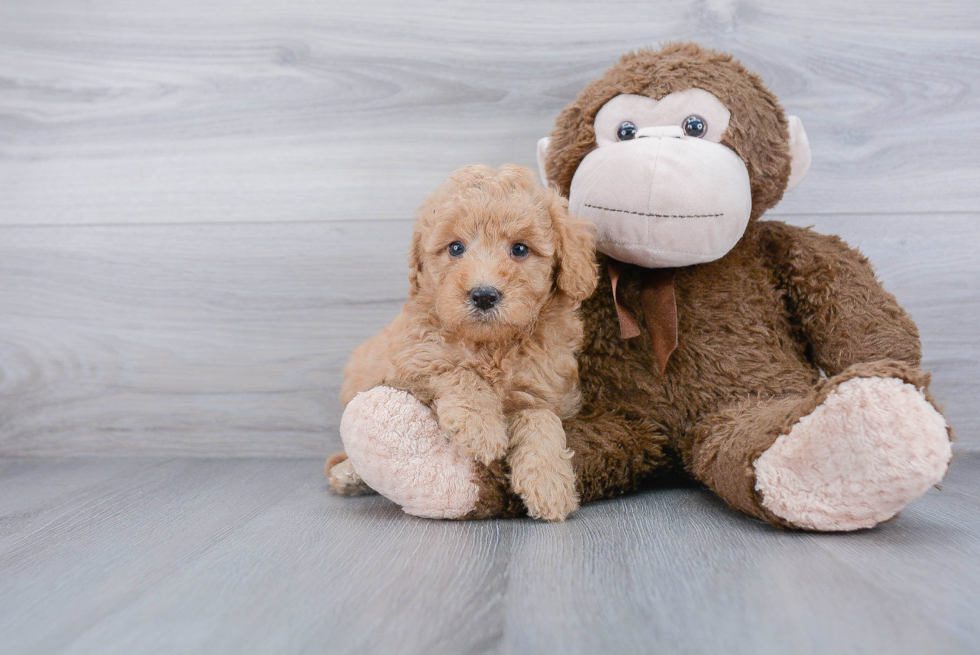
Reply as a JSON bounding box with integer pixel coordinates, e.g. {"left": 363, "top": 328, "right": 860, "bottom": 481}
{"left": 325, "top": 452, "right": 375, "bottom": 496}
{"left": 511, "top": 452, "right": 579, "bottom": 522}
{"left": 437, "top": 405, "right": 508, "bottom": 465}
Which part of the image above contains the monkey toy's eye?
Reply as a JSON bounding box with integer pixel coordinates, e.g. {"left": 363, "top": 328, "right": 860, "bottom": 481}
{"left": 682, "top": 115, "right": 707, "bottom": 138}
{"left": 617, "top": 121, "right": 637, "bottom": 141}
{"left": 448, "top": 241, "right": 466, "bottom": 257}
{"left": 510, "top": 243, "right": 530, "bottom": 259}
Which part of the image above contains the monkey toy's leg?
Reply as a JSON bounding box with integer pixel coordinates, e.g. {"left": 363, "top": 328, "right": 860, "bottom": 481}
{"left": 333, "top": 386, "right": 675, "bottom": 519}
{"left": 686, "top": 361, "right": 952, "bottom": 531}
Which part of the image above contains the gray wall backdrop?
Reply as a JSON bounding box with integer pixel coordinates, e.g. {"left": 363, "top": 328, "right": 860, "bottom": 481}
{"left": 1, "top": 0, "right": 977, "bottom": 455}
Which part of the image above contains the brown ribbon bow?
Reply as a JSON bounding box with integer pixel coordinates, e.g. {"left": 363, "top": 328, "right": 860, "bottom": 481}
{"left": 607, "top": 260, "right": 678, "bottom": 376}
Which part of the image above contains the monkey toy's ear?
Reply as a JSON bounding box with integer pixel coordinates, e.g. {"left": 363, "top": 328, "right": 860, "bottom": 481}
{"left": 786, "top": 116, "right": 811, "bottom": 192}
{"left": 537, "top": 137, "right": 553, "bottom": 188}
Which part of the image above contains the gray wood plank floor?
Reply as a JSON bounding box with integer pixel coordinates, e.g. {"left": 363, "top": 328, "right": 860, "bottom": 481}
{"left": 1, "top": 454, "right": 978, "bottom": 654}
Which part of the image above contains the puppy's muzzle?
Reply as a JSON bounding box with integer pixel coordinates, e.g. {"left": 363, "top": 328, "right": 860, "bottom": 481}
{"left": 469, "top": 286, "right": 501, "bottom": 312}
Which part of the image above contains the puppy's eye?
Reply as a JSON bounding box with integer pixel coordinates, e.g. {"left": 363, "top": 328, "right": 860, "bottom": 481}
{"left": 682, "top": 115, "right": 707, "bottom": 138}
{"left": 448, "top": 241, "right": 466, "bottom": 257}
{"left": 510, "top": 243, "right": 530, "bottom": 259}
{"left": 617, "top": 121, "right": 637, "bottom": 141}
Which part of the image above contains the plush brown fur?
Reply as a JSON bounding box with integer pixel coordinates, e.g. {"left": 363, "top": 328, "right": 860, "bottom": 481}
{"left": 468, "top": 223, "right": 939, "bottom": 522}
{"left": 340, "top": 164, "right": 597, "bottom": 521}
{"left": 461, "top": 43, "right": 950, "bottom": 525}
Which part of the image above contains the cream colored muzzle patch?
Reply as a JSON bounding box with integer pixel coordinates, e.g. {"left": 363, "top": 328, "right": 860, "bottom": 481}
{"left": 568, "top": 128, "right": 752, "bottom": 268}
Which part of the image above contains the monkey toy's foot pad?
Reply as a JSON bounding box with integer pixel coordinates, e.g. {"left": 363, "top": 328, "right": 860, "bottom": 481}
{"left": 340, "top": 386, "right": 480, "bottom": 519}
{"left": 754, "top": 376, "right": 951, "bottom": 531}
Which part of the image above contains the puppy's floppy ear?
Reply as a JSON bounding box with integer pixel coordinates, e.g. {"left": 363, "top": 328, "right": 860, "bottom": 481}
{"left": 549, "top": 193, "right": 597, "bottom": 303}
{"left": 408, "top": 228, "right": 423, "bottom": 296}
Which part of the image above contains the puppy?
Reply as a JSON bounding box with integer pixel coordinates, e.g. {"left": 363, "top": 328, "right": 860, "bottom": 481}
{"left": 337, "top": 164, "right": 597, "bottom": 521}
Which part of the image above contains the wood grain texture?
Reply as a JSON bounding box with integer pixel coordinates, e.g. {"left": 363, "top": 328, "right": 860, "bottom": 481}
{"left": 1, "top": 454, "right": 978, "bottom": 654}
{"left": 0, "top": 0, "right": 978, "bottom": 226}
{"left": 2, "top": 4, "right": 978, "bottom": 653}
{"left": 0, "top": 220, "right": 413, "bottom": 457}
{"left": 0, "top": 214, "right": 976, "bottom": 456}
{"left": 0, "top": 0, "right": 977, "bottom": 454}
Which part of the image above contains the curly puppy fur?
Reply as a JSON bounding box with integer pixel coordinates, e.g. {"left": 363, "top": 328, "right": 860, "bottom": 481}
{"left": 339, "top": 164, "right": 597, "bottom": 521}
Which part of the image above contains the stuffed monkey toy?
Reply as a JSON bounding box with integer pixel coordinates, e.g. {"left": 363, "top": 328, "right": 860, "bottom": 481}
{"left": 328, "top": 42, "right": 952, "bottom": 531}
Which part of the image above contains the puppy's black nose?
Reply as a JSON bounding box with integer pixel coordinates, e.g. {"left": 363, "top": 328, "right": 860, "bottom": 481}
{"left": 469, "top": 286, "right": 500, "bottom": 311}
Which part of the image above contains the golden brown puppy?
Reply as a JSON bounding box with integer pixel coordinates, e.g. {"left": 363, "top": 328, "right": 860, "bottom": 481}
{"left": 340, "top": 164, "right": 597, "bottom": 521}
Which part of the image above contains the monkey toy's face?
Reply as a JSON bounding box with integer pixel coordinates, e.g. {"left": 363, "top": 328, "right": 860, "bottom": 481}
{"left": 537, "top": 45, "right": 812, "bottom": 269}
{"left": 568, "top": 89, "right": 751, "bottom": 268}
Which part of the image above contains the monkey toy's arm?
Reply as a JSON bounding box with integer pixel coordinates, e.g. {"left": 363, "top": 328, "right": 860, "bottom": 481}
{"left": 760, "top": 220, "right": 921, "bottom": 375}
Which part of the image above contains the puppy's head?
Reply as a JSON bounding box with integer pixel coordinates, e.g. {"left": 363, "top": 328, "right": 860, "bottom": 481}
{"left": 409, "top": 164, "right": 597, "bottom": 343}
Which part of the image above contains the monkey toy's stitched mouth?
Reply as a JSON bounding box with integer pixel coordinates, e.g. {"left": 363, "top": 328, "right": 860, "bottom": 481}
{"left": 583, "top": 203, "right": 724, "bottom": 219}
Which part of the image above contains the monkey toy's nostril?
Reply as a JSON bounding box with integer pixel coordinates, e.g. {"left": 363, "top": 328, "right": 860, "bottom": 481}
{"left": 469, "top": 286, "right": 500, "bottom": 311}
